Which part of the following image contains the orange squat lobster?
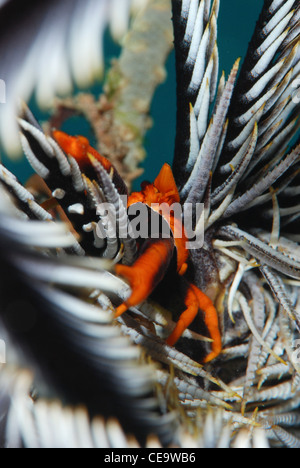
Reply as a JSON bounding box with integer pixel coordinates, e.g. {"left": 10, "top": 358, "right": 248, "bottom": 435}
{"left": 53, "top": 131, "right": 222, "bottom": 363}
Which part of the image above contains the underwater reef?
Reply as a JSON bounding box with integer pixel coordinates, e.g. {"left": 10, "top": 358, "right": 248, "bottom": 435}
{"left": 0, "top": 0, "right": 300, "bottom": 448}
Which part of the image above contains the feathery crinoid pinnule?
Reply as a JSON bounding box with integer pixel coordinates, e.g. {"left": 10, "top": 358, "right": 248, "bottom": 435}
{"left": 0, "top": 0, "right": 300, "bottom": 449}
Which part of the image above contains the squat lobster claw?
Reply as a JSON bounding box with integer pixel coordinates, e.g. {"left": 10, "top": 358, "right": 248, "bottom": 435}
{"left": 115, "top": 237, "right": 175, "bottom": 317}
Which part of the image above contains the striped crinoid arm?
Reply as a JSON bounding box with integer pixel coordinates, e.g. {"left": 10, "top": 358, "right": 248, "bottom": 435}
{"left": 221, "top": 0, "right": 299, "bottom": 165}
{"left": 0, "top": 164, "right": 53, "bottom": 223}
{"left": 172, "top": 0, "right": 273, "bottom": 207}
{"left": 212, "top": 0, "right": 300, "bottom": 218}
{"left": 171, "top": 0, "right": 221, "bottom": 190}
{"left": 18, "top": 109, "right": 101, "bottom": 256}
{"left": 0, "top": 370, "right": 144, "bottom": 449}
{"left": 18, "top": 105, "right": 135, "bottom": 262}
{"left": 173, "top": 1, "right": 299, "bottom": 224}
{"left": 86, "top": 157, "right": 138, "bottom": 266}
{"left": 0, "top": 186, "right": 177, "bottom": 446}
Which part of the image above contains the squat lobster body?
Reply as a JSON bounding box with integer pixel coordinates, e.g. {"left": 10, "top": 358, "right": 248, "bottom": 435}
{"left": 53, "top": 131, "right": 222, "bottom": 363}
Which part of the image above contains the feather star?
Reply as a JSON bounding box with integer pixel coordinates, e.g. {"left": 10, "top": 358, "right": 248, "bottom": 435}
{"left": 0, "top": 0, "right": 299, "bottom": 449}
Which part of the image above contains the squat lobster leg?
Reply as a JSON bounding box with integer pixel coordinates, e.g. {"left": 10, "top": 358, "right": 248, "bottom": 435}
{"left": 191, "top": 285, "right": 222, "bottom": 363}
{"left": 166, "top": 283, "right": 222, "bottom": 363}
